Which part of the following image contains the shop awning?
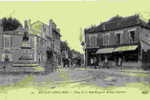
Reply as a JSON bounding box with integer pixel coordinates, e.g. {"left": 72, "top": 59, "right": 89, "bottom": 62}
{"left": 114, "top": 45, "right": 138, "bottom": 52}
{"left": 96, "top": 48, "right": 114, "bottom": 54}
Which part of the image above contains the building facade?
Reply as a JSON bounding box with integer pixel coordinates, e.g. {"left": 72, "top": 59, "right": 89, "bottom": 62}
{"left": 49, "top": 20, "right": 61, "bottom": 67}
{"left": 61, "top": 41, "right": 84, "bottom": 67}
{"left": 61, "top": 41, "right": 70, "bottom": 67}
{"left": 0, "top": 19, "right": 61, "bottom": 72}
{"left": 29, "top": 19, "right": 62, "bottom": 67}
{"left": 84, "top": 15, "right": 150, "bottom": 69}
{"left": 0, "top": 30, "right": 45, "bottom": 72}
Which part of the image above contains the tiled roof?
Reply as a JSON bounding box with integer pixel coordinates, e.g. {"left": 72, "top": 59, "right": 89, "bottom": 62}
{"left": 85, "top": 15, "right": 150, "bottom": 33}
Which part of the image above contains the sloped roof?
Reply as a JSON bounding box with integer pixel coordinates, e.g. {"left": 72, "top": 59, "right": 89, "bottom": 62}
{"left": 16, "top": 26, "right": 26, "bottom": 32}
{"left": 85, "top": 15, "right": 150, "bottom": 33}
{"left": 2, "top": 26, "right": 26, "bottom": 34}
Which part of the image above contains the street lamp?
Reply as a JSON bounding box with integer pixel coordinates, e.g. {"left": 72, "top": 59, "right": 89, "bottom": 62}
{"left": 81, "top": 41, "right": 86, "bottom": 67}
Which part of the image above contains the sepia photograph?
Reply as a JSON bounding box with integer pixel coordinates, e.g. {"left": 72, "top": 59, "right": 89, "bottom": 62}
{"left": 0, "top": 0, "right": 150, "bottom": 100}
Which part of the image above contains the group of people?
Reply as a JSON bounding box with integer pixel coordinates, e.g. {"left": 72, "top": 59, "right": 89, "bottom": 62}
{"left": 90, "top": 56, "right": 123, "bottom": 69}
{"left": 103, "top": 57, "right": 123, "bottom": 69}
{"left": 62, "top": 58, "right": 82, "bottom": 68}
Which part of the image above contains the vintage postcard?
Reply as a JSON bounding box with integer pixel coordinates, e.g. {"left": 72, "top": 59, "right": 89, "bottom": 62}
{"left": 0, "top": 0, "right": 150, "bottom": 100}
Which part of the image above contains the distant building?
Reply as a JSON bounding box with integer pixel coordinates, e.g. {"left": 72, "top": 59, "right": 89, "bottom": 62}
{"left": 61, "top": 41, "right": 70, "bottom": 67}
{"left": 29, "top": 19, "right": 62, "bottom": 66}
{"left": 71, "top": 50, "right": 83, "bottom": 67}
{"left": 60, "top": 41, "right": 84, "bottom": 67}
{"left": 84, "top": 15, "right": 150, "bottom": 69}
{"left": 49, "top": 20, "right": 61, "bottom": 66}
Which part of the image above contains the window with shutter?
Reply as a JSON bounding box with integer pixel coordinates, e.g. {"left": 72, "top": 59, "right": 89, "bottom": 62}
{"left": 116, "top": 34, "right": 121, "bottom": 44}
{"left": 4, "top": 35, "right": 11, "bottom": 49}
{"left": 92, "top": 36, "right": 94, "bottom": 47}
{"left": 94, "top": 35, "right": 97, "bottom": 47}
{"left": 107, "top": 33, "right": 110, "bottom": 46}
{"left": 103, "top": 34, "right": 108, "bottom": 46}
{"left": 129, "top": 31, "right": 135, "bottom": 43}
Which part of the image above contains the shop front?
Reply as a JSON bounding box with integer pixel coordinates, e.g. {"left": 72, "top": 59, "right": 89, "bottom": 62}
{"left": 96, "top": 45, "right": 140, "bottom": 68}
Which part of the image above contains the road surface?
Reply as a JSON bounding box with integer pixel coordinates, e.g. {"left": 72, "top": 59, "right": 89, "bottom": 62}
{"left": 0, "top": 67, "right": 150, "bottom": 94}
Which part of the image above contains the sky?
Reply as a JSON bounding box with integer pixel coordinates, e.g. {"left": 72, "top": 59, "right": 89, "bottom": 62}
{"left": 0, "top": 0, "right": 150, "bottom": 53}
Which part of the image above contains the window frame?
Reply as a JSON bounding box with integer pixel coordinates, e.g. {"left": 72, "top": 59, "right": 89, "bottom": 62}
{"left": 4, "top": 35, "right": 11, "bottom": 49}
{"left": 115, "top": 31, "right": 123, "bottom": 45}
{"left": 128, "top": 28, "right": 136, "bottom": 43}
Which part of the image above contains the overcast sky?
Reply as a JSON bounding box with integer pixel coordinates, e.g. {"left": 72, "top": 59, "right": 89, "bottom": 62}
{"left": 0, "top": 0, "right": 150, "bottom": 53}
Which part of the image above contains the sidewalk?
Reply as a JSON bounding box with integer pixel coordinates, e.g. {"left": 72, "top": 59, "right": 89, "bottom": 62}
{"left": 83, "top": 65, "right": 150, "bottom": 73}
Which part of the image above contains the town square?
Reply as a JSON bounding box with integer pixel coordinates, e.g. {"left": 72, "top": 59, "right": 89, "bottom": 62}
{"left": 0, "top": 1, "right": 150, "bottom": 99}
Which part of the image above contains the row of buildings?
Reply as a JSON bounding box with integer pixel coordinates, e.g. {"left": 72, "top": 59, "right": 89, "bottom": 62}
{"left": 0, "top": 18, "right": 83, "bottom": 72}
{"left": 84, "top": 15, "right": 150, "bottom": 69}
{"left": 61, "top": 41, "right": 84, "bottom": 67}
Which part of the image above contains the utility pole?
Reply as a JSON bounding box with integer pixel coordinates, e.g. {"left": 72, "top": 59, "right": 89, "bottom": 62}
{"left": 80, "top": 27, "right": 86, "bottom": 67}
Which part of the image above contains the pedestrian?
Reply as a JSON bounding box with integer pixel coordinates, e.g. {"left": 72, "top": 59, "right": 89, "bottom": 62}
{"left": 3, "top": 55, "right": 9, "bottom": 72}
{"left": 3, "top": 66, "right": 6, "bottom": 72}
{"left": 104, "top": 56, "right": 108, "bottom": 69}
{"left": 118, "top": 57, "right": 122, "bottom": 67}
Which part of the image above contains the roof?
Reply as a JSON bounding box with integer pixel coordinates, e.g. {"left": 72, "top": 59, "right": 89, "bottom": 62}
{"left": 85, "top": 15, "right": 150, "bottom": 33}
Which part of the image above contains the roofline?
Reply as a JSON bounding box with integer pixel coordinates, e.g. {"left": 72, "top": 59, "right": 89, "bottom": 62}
{"left": 85, "top": 24, "right": 150, "bottom": 34}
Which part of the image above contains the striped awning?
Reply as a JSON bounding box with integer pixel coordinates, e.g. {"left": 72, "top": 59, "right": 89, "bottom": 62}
{"left": 114, "top": 45, "right": 138, "bottom": 52}
{"left": 96, "top": 48, "right": 114, "bottom": 54}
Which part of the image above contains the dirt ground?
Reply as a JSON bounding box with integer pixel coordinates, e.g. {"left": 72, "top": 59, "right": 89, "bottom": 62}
{"left": 0, "top": 68, "right": 150, "bottom": 87}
